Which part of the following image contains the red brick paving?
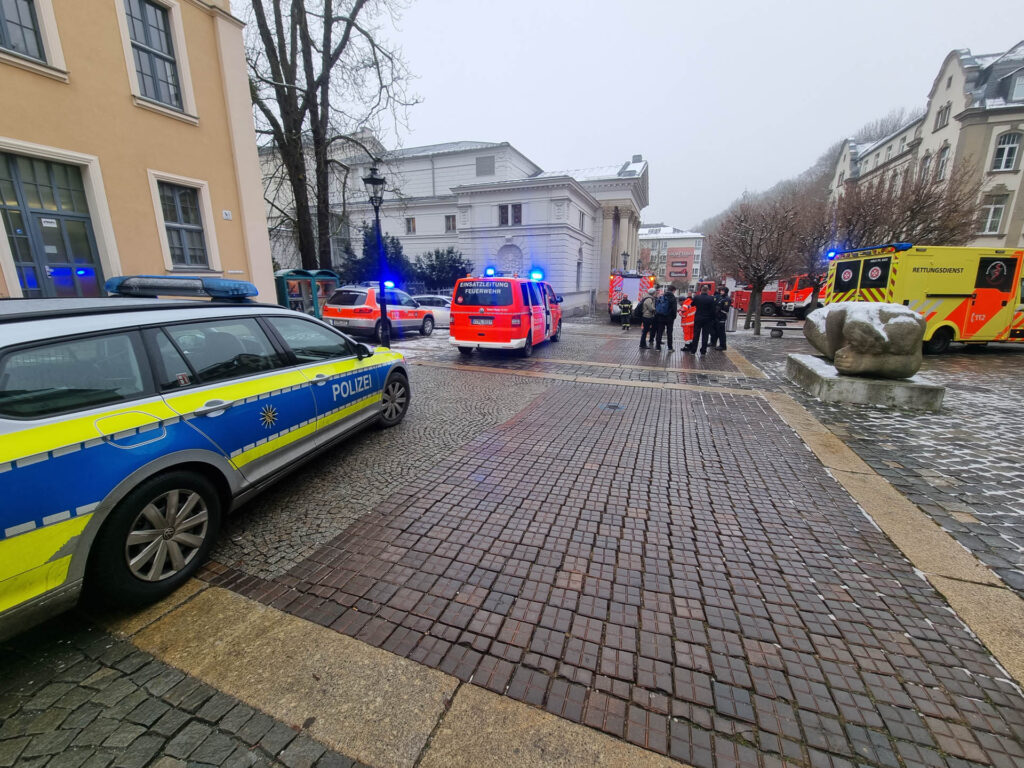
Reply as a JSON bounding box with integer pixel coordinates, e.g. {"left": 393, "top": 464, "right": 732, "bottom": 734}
{"left": 203, "top": 381, "right": 1024, "bottom": 767}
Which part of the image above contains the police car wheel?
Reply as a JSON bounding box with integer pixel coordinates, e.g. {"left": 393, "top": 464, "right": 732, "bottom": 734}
{"left": 420, "top": 316, "right": 434, "bottom": 336}
{"left": 88, "top": 471, "right": 222, "bottom": 606}
{"left": 379, "top": 372, "right": 410, "bottom": 427}
{"left": 519, "top": 333, "right": 533, "bottom": 357}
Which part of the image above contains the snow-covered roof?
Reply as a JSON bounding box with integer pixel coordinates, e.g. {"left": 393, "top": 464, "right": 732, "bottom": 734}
{"left": 965, "top": 41, "right": 1024, "bottom": 106}
{"left": 538, "top": 157, "right": 647, "bottom": 181}
{"left": 639, "top": 225, "right": 703, "bottom": 239}
{"left": 385, "top": 141, "right": 505, "bottom": 159}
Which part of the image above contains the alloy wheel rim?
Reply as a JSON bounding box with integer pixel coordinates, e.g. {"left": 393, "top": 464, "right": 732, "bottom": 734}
{"left": 383, "top": 380, "right": 407, "bottom": 420}
{"left": 125, "top": 489, "right": 209, "bottom": 582}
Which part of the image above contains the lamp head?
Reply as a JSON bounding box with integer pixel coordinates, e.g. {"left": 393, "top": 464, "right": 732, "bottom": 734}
{"left": 362, "top": 165, "right": 385, "bottom": 207}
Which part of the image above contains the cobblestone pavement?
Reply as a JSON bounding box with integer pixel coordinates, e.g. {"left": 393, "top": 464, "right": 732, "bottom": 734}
{"left": 199, "top": 325, "right": 1024, "bottom": 768}
{"left": 0, "top": 616, "right": 366, "bottom": 768}
{"left": 732, "top": 329, "right": 1024, "bottom": 595}
{"left": 214, "top": 366, "right": 550, "bottom": 580}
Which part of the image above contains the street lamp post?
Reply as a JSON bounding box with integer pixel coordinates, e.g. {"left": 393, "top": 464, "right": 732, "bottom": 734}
{"left": 621, "top": 251, "right": 629, "bottom": 271}
{"left": 362, "top": 164, "right": 390, "bottom": 347}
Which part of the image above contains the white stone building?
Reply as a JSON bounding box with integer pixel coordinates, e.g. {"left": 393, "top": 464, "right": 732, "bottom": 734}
{"left": 339, "top": 142, "right": 649, "bottom": 311}
{"left": 638, "top": 224, "right": 705, "bottom": 287}
{"left": 830, "top": 42, "right": 1024, "bottom": 249}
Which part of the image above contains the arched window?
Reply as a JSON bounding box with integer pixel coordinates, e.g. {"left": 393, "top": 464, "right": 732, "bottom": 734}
{"left": 919, "top": 153, "right": 932, "bottom": 182}
{"left": 496, "top": 243, "right": 523, "bottom": 274}
{"left": 992, "top": 133, "right": 1021, "bottom": 171}
{"left": 936, "top": 146, "right": 950, "bottom": 180}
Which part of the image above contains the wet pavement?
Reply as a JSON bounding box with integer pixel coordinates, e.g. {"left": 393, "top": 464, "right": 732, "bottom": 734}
{"left": 4, "top": 317, "right": 1024, "bottom": 767}
{"left": 735, "top": 331, "right": 1024, "bottom": 595}
{"left": 200, "top": 321, "right": 1024, "bottom": 767}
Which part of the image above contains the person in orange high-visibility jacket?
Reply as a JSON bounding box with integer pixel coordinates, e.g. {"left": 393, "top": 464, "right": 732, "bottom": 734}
{"left": 679, "top": 290, "right": 696, "bottom": 345}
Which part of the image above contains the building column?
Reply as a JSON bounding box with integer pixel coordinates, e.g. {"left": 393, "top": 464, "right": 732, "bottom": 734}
{"left": 617, "top": 209, "right": 634, "bottom": 269}
{"left": 599, "top": 206, "right": 616, "bottom": 302}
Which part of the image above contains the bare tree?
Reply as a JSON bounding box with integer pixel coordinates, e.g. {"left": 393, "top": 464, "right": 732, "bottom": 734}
{"left": 711, "top": 196, "right": 798, "bottom": 335}
{"left": 246, "top": 1, "right": 415, "bottom": 270}
{"left": 852, "top": 107, "right": 925, "bottom": 144}
{"left": 832, "top": 159, "right": 982, "bottom": 249}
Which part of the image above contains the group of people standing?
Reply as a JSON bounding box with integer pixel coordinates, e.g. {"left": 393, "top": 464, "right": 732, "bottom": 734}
{"left": 619, "top": 284, "right": 732, "bottom": 354}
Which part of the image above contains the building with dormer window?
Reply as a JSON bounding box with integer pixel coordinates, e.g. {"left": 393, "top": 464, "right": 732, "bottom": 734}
{"left": 829, "top": 41, "right": 1024, "bottom": 249}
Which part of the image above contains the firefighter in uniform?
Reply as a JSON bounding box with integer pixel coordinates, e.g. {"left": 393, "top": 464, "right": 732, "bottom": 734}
{"left": 679, "top": 290, "right": 696, "bottom": 347}
{"left": 618, "top": 295, "right": 633, "bottom": 330}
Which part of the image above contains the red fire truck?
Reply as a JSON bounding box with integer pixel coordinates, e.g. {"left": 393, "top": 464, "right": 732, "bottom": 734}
{"left": 731, "top": 284, "right": 781, "bottom": 316}
{"left": 781, "top": 274, "right": 830, "bottom": 318}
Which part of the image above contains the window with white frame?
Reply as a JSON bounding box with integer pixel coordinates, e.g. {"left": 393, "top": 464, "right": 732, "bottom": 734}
{"left": 158, "top": 181, "right": 208, "bottom": 267}
{"left": 404, "top": 217, "right": 416, "bottom": 235}
{"left": 1012, "top": 75, "right": 1024, "bottom": 103}
{"left": 979, "top": 195, "right": 1007, "bottom": 234}
{"left": 0, "top": 0, "right": 43, "bottom": 60}
{"left": 885, "top": 145, "right": 892, "bottom": 161}
{"left": 992, "top": 133, "right": 1020, "bottom": 171}
{"left": 444, "top": 214, "right": 456, "bottom": 233}
{"left": 579, "top": 210, "right": 585, "bottom": 229}
{"left": 498, "top": 203, "right": 522, "bottom": 226}
{"left": 933, "top": 103, "right": 951, "bottom": 131}
{"left": 125, "top": 0, "right": 182, "bottom": 109}
{"left": 935, "top": 146, "right": 950, "bottom": 180}
{"left": 899, "top": 137, "right": 907, "bottom": 154}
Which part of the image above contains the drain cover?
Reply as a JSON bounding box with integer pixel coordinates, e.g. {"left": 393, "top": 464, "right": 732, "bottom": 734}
{"left": 599, "top": 403, "right": 622, "bottom": 410}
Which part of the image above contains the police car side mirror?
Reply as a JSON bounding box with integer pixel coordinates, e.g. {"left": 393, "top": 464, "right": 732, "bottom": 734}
{"left": 354, "top": 343, "right": 373, "bottom": 359}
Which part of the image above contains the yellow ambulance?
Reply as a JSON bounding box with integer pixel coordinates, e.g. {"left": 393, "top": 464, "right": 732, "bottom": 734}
{"left": 825, "top": 243, "right": 1024, "bottom": 354}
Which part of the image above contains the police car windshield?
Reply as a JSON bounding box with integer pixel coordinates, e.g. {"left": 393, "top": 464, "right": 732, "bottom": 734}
{"left": 455, "top": 281, "right": 513, "bottom": 307}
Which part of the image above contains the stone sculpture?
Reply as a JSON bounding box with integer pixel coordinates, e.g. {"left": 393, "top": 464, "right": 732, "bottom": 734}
{"left": 803, "top": 302, "right": 927, "bottom": 379}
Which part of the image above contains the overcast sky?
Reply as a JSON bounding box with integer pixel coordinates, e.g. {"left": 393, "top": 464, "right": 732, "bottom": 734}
{"left": 381, "top": 0, "right": 1015, "bottom": 230}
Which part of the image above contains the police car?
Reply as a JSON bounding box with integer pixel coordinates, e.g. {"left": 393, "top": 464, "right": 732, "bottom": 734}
{"left": 0, "top": 276, "right": 410, "bottom": 639}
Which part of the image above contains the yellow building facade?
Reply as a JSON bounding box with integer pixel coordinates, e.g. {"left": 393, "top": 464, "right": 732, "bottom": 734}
{"left": 0, "top": 0, "right": 273, "bottom": 300}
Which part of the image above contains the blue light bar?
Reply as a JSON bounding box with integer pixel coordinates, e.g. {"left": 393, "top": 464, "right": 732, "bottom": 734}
{"left": 832, "top": 242, "right": 912, "bottom": 257}
{"left": 484, "top": 267, "right": 496, "bottom": 277}
{"left": 105, "top": 275, "right": 258, "bottom": 300}
{"left": 529, "top": 269, "right": 543, "bottom": 280}
{"left": 384, "top": 280, "right": 395, "bottom": 289}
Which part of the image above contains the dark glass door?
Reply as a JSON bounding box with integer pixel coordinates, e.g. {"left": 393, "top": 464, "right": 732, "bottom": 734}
{"left": 1, "top": 153, "right": 104, "bottom": 298}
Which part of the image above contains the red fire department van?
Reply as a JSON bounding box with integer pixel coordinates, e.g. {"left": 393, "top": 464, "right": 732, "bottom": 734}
{"left": 449, "top": 275, "right": 563, "bottom": 357}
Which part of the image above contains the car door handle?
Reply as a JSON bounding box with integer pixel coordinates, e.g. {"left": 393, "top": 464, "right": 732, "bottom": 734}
{"left": 313, "top": 373, "right": 329, "bottom": 386}
{"left": 194, "top": 399, "right": 235, "bottom": 417}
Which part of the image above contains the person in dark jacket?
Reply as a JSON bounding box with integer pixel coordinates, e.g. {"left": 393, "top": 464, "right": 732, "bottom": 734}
{"left": 684, "top": 285, "right": 716, "bottom": 354}
{"left": 711, "top": 286, "right": 732, "bottom": 350}
{"left": 655, "top": 284, "right": 679, "bottom": 350}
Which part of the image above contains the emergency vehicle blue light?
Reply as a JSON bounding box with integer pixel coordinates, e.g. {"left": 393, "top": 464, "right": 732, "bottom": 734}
{"left": 484, "top": 267, "right": 496, "bottom": 277}
{"left": 384, "top": 280, "right": 395, "bottom": 288}
{"left": 105, "top": 275, "right": 258, "bottom": 300}
{"left": 529, "top": 269, "right": 544, "bottom": 280}
{"left": 826, "top": 251, "right": 837, "bottom": 260}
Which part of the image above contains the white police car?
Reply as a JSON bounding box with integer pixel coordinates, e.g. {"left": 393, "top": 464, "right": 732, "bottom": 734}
{"left": 0, "top": 276, "right": 410, "bottom": 639}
